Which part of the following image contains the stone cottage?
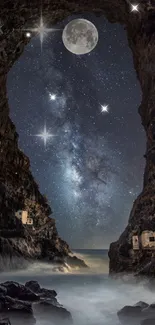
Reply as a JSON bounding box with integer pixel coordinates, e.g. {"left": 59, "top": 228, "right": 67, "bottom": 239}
{"left": 15, "top": 210, "right": 33, "bottom": 225}
{"left": 132, "top": 230, "right": 155, "bottom": 250}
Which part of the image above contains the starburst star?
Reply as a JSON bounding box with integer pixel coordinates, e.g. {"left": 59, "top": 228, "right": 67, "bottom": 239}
{"left": 131, "top": 4, "right": 139, "bottom": 12}
{"left": 23, "top": 14, "right": 61, "bottom": 50}
{"left": 100, "top": 105, "right": 109, "bottom": 113}
{"left": 35, "top": 124, "right": 55, "bottom": 148}
{"left": 49, "top": 93, "right": 56, "bottom": 101}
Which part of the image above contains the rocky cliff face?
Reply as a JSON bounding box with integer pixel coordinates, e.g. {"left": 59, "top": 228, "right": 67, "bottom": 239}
{"left": 0, "top": 0, "right": 155, "bottom": 273}
{"left": 109, "top": 1, "right": 155, "bottom": 274}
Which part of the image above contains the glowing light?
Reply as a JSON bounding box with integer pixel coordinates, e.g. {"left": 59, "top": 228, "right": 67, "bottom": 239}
{"left": 100, "top": 105, "right": 109, "bottom": 113}
{"left": 26, "top": 32, "right": 31, "bottom": 38}
{"left": 23, "top": 14, "right": 61, "bottom": 50}
{"left": 35, "top": 124, "right": 55, "bottom": 148}
{"left": 49, "top": 93, "right": 56, "bottom": 101}
{"left": 131, "top": 4, "right": 139, "bottom": 12}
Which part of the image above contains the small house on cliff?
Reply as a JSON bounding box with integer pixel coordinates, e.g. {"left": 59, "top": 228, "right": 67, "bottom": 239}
{"left": 15, "top": 210, "right": 33, "bottom": 226}
{"left": 132, "top": 230, "right": 155, "bottom": 250}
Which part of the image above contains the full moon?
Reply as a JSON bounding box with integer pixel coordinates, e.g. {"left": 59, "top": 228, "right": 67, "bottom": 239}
{"left": 62, "top": 19, "right": 99, "bottom": 55}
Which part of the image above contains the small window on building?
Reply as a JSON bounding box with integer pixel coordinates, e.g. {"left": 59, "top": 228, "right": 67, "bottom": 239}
{"left": 149, "top": 237, "right": 155, "bottom": 242}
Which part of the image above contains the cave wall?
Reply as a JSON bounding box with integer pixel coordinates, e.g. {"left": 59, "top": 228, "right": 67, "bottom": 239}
{"left": 0, "top": 0, "right": 155, "bottom": 271}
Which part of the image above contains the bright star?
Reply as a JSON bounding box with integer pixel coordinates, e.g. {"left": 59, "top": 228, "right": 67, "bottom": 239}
{"left": 26, "top": 32, "right": 31, "bottom": 38}
{"left": 100, "top": 105, "right": 109, "bottom": 113}
{"left": 131, "top": 4, "right": 139, "bottom": 12}
{"left": 35, "top": 124, "right": 55, "bottom": 148}
{"left": 49, "top": 93, "right": 56, "bottom": 101}
{"left": 23, "top": 14, "right": 61, "bottom": 50}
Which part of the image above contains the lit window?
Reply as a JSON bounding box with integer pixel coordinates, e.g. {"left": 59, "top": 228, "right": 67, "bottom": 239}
{"left": 149, "top": 237, "right": 155, "bottom": 242}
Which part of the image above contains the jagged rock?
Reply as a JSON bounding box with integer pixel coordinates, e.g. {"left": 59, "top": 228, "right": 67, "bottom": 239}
{"left": 25, "top": 281, "right": 57, "bottom": 305}
{"left": 24, "top": 281, "right": 41, "bottom": 294}
{"left": 142, "top": 304, "right": 155, "bottom": 318}
{"left": 117, "top": 305, "right": 143, "bottom": 323}
{"left": 65, "top": 255, "right": 88, "bottom": 269}
{"left": 0, "top": 281, "right": 39, "bottom": 301}
{"left": 34, "top": 300, "right": 72, "bottom": 324}
{"left": 134, "top": 302, "right": 149, "bottom": 309}
{"left": 25, "top": 280, "right": 72, "bottom": 323}
{"left": 136, "top": 260, "right": 155, "bottom": 278}
{"left": 0, "top": 295, "right": 36, "bottom": 324}
{"left": 25, "top": 281, "right": 72, "bottom": 323}
{"left": 118, "top": 302, "right": 155, "bottom": 325}
{"left": 0, "top": 295, "right": 33, "bottom": 313}
{"left": 0, "top": 281, "right": 72, "bottom": 324}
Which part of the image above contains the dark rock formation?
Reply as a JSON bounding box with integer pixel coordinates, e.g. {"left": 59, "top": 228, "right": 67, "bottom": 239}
{"left": 25, "top": 280, "right": 57, "bottom": 305}
{"left": 0, "top": 1, "right": 95, "bottom": 271}
{"left": 0, "top": 281, "right": 72, "bottom": 325}
{"left": 141, "top": 319, "right": 155, "bottom": 325}
{"left": 117, "top": 301, "right": 155, "bottom": 325}
{"left": 135, "top": 259, "right": 155, "bottom": 277}
{"left": 0, "top": 295, "right": 36, "bottom": 325}
{"left": 65, "top": 255, "right": 88, "bottom": 268}
{"left": 25, "top": 280, "right": 73, "bottom": 324}
{"left": 0, "top": 319, "right": 11, "bottom": 325}
{"left": 0, "top": 1, "right": 154, "bottom": 273}
{"left": 0, "top": 281, "right": 39, "bottom": 301}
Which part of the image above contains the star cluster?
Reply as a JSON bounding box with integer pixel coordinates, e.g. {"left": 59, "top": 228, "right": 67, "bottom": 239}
{"left": 8, "top": 13, "right": 145, "bottom": 248}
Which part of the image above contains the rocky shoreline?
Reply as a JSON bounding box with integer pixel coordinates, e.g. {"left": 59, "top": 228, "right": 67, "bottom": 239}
{"left": 0, "top": 280, "right": 72, "bottom": 325}
{"left": 118, "top": 300, "right": 155, "bottom": 325}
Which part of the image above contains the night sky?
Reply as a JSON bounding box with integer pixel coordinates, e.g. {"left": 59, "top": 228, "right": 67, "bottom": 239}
{"left": 7, "top": 13, "right": 145, "bottom": 249}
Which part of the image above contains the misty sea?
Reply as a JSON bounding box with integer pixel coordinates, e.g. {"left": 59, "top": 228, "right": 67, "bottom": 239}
{"left": 0, "top": 249, "right": 154, "bottom": 325}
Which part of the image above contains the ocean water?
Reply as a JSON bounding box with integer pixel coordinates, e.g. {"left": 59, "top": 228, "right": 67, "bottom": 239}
{"left": 0, "top": 249, "right": 154, "bottom": 325}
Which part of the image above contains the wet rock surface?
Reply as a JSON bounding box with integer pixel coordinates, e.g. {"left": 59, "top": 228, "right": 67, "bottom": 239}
{"left": 0, "top": 280, "right": 72, "bottom": 325}
{"left": 118, "top": 301, "right": 155, "bottom": 325}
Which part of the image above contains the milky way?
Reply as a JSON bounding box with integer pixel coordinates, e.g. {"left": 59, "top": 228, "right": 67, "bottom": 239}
{"left": 7, "top": 14, "right": 145, "bottom": 248}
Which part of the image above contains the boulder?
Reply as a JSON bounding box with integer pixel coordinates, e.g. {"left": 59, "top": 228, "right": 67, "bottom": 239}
{"left": 65, "top": 255, "right": 88, "bottom": 269}
{"left": 118, "top": 305, "right": 142, "bottom": 316}
{"left": 142, "top": 304, "right": 155, "bottom": 318}
{"left": 25, "top": 281, "right": 41, "bottom": 294}
{"left": 34, "top": 300, "right": 72, "bottom": 324}
{"left": 0, "top": 280, "right": 72, "bottom": 325}
{"left": 134, "top": 302, "right": 149, "bottom": 309}
{"left": 0, "top": 295, "right": 36, "bottom": 325}
{"left": 0, "top": 281, "right": 39, "bottom": 302}
{"left": 25, "top": 280, "right": 57, "bottom": 305}
{"left": 118, "top": 302, "right": 155, "bottom": 325}
{"left": 0, "top": 295, "right": 33, "bottom": 313}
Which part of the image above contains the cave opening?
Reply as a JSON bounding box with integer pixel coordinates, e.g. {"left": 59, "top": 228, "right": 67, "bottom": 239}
{"left": 6, "top": 11, "right": 145, "bottom": 249}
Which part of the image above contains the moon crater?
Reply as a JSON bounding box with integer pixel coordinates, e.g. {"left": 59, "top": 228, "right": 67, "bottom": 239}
{"left": 62, "top": 19, "right": 99, "bottom": 55}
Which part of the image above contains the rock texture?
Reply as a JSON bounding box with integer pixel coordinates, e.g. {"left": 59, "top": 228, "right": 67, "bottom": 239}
{"left": 117, "top": 301, "right": 155, "bottom": 325}
{"left": 0, "top": 1, "right": 154, "bottom": 273}
{"left": 0, "top": 280, "right": 72, "bottom": 325}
